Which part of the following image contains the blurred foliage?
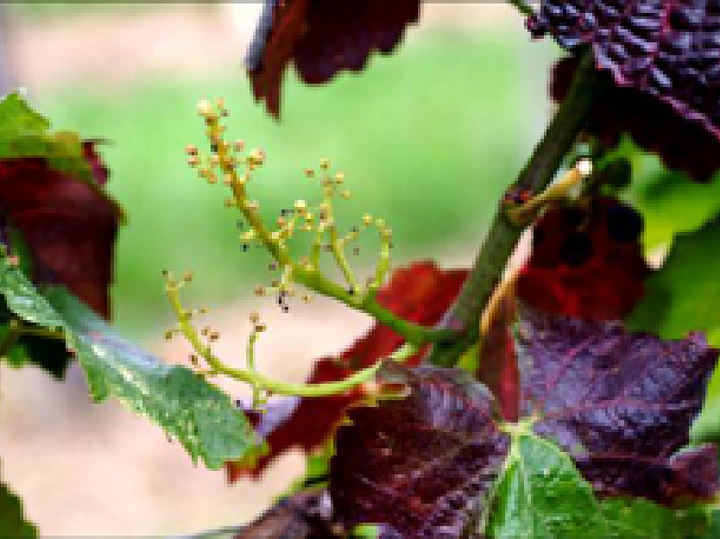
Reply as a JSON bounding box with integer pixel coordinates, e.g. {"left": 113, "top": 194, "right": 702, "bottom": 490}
{"left": 6, "top": 3, "right": 158, "bottom": 20}
{"left": 34, "top": 34, "right": 545, "bottom": 337}
{"left": 621, "top": 142, "right": 720, "bottom": 251}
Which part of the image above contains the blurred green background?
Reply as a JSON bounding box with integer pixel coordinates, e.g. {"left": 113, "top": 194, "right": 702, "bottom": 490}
{"left": 0, "top": 3, "right": 561, "bottom": 535}
{"left": 4, "top": 3, "right": 559, "bottom": 339}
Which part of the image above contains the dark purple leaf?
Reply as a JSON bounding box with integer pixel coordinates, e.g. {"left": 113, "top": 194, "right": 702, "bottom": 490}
{"left": 247, "top": 0, "right": 420, "bottom": 117}
{"left": 516, "top": 306, "right": 719, "bottom": 505}
{"left": 550, "top": 55, "right": 720, "bottom": 182}
{"left": 331, "top": 365, "right": 509, "bottom": 538}
{"left": 529, "top": 1, "right": 720, "bottom": 158}
{"left": 330, "top": 310, "right": 719, "bottom": 535}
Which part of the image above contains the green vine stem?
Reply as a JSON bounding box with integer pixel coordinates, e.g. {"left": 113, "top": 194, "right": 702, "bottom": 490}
{"left": 427, "top": 51, "right": 607, "bottom": 367}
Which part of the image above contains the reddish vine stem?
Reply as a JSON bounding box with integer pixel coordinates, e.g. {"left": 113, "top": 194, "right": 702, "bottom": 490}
{"left": 428, "top": 51, "right": 606, "bottom": 367}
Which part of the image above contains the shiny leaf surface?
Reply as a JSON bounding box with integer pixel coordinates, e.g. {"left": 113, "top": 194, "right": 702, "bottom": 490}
{"left": 0, "top": 255, "right": 260, "bottom": 469}
{"left": 489, "top": 433, "right": 708, "bottom": 539}
{"left": 330, "top": 307, "right": 719, "bottom": 536}
{"left": 530, "top": 2, "right": 720, "bottom": 182}
{"left": 331, "top": 365, "right": 509, "bottom": 538}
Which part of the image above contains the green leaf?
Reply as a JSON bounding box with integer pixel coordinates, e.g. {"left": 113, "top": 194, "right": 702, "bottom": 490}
{"left": 0, "top": 464, "right": 37, "bottom": 538}
{"left": 626, "top": 167, "right": 720, "bottom": 251}
{"left": 629, "top": 213, "right": 720, "bottom": 344}
{"left": 487, "top": 433, "right": 707, "bottom": 539}
{"left": 0, "top": 92, "right": 93, "bottom": 182}
{"left": 488, "top": 433, "right": 606, "bottom": 539}
{"left": 0, "top": 255, "right": 262, "bottom": 469}
{"left": 600, "top": 498, "right": 709, "bottom": 539}
{"left": 688, "top": 510, "right": 720, "bottom": 539}
{"left": 0, "top": 92, "right": 49, "bottom": 138}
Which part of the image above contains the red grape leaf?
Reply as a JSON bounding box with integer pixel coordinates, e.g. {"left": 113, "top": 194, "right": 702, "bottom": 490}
{"left": 0, "top": 93, "right": 122, "bottom": 319}
{"left": 330, "top": 309, "right": 719, "bottom": 535}
{"left": 517, "top": 197, "right": 649, "bottom": 321}
{"left": 226, "top": 261, "right": 467, "bottom": 481}
{"left": 529, "top": 1, "right": 720, "bottom": 183}
{"left": 0, "top": 152, "right": 121, "bottom": 319}
{"left": 551, "top": 55, "right": 720, "bottom": 182}
{"left": 247, "top": 0, "right": 420, "bottom": 117}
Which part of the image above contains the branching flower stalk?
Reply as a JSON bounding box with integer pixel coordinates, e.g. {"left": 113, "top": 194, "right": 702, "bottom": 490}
{"left": 163, "top": 100, "right": 452, "bottom": 402}
{"left": 187, "top": 99, "right": 458, "bottom": 346}
{"left": 163, "top": 271, "right": 381, "bottom": 400}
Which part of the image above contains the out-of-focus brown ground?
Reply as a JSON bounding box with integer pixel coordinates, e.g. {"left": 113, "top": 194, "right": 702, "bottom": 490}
{"left": 0, "top": 4, "right": 525, "bottom": 535}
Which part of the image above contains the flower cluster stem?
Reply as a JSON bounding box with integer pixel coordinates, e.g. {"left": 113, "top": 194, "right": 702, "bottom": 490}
{"left": 165, "top": 281, "right": 381, "bottom": 397}
{"left": 427, "top": 51, "right": 605, "bottom": 367}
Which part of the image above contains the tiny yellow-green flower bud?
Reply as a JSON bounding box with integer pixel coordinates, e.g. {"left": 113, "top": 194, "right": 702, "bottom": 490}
{"left": 241, "top": 230, "right": 257, "bottom": 242}
{"left": 197, "top": 99, "right": 214, "bottom": 117}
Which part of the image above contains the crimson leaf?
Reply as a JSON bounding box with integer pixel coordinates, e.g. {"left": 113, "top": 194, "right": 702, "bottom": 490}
{"left": 517, "top": 197, "right": 649, "bottom": 321}
{"left": 330, "top": 308, "right": 719, "bottom": 536}
{"left": 247, "top": 0, "right": 420, "bottom": 117}
{"left": 0, "top": 93, "right": 121, "bottom": 319}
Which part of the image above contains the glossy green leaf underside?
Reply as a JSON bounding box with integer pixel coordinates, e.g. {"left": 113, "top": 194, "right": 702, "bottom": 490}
{"left": 0, "top": 256, "right": 261, "bottom": 469}
{"left": 487, "top": 434, "right": 707, "bottom": 539}
{"left": 0, "top": 92, "right": 94, "bottom": 182}
{"left": 0, "top": 466, "right": 37, "bottom": 538}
